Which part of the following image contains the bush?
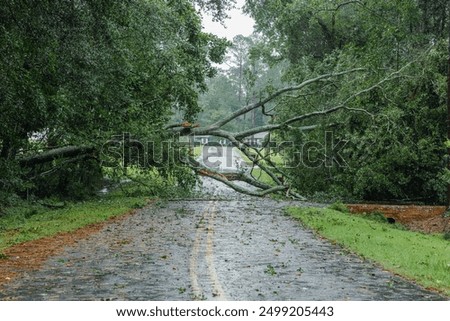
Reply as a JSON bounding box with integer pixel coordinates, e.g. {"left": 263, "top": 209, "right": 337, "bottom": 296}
{"left": 0, "top": 160, "right": 28, "bottom": 207}
{"left": 328, "top": 201, "right": 349, "bottom": 213}
{"left": 364, "top": 211, "right": 388, "bottom": 224}
{"left": 31, "top": 158, "right": 103, "bottom": 200}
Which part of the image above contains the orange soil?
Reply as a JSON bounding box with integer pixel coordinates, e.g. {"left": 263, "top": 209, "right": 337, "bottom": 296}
{"left": 0, "top": 208, "right": 139, "bottom": 288}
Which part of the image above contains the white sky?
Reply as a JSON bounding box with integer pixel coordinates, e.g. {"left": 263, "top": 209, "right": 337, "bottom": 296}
{"left": 201, "top": 0, "right": 255, "bottom": 40}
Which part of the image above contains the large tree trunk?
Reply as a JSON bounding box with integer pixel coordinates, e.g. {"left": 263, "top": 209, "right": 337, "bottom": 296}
{"left": 19, "top": 146, "right": 96, "bottom": 167}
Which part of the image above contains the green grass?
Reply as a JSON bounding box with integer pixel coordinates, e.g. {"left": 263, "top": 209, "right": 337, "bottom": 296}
{"left": 192, "top": 146, "right": 202, "bottom": 158}
{"left": 249, "top": 167, "right": 276, "bottom": 186}
{"left": 235, "top": 148, "right": 285, "bottom": 165}
{"left": 0, "top": 196, "right": 148, "bottom": 252}
{"left": 287, "top": 206, "right": 450, "bottom": 296}
{"left": 233, "top": 148, "right": 285, "bottom": 186}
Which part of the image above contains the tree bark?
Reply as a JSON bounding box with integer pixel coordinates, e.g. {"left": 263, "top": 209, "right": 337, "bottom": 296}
{"left": 19, "top": 146, "right": 96, "bottom": 167}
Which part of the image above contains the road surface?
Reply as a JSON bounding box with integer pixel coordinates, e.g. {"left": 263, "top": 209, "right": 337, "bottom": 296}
{"left": 0, "top": 179, "right": 445, "bottom": 300}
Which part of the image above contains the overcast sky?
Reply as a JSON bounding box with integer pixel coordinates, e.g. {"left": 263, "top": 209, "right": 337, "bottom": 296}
{"left": 201, "top": 0, "right": 255, "bottom": 40}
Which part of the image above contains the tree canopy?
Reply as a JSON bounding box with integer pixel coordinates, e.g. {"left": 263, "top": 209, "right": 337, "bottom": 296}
{"left": 1, "top": 0, "right": 449, "bottom": 204}
{"left": 0, "top": 0, "right": 228, "bottom": 201}
{"left": 240, "top": 0, "right": 449, "bottom": 203}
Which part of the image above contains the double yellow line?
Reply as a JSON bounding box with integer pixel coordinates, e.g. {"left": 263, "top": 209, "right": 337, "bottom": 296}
{"left": 189, "top": 201, "right": 227, "bottom": 300}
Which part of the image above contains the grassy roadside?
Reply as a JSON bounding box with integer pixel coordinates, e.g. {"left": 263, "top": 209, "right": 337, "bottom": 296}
{"left": 287, "top": 206, "right": 450, "bottom": 297}
{"left": 0, "top": 196, "right": 148, "bottom": 253}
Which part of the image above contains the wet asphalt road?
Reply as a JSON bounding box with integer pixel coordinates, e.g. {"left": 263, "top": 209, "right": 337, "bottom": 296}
{"left": 0, "top": 179, "right": 446, "bottom": 301}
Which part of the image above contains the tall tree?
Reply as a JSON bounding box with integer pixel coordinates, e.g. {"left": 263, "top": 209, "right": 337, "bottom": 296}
{"left": 240, "top": 0, "right": 450, "bottom": 203}
{"left": 0, "top": 0, "right": 229, "bottom": 201}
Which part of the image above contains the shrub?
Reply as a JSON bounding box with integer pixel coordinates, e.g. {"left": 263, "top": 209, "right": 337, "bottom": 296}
{"left": 364, "top": 211, "right": 388, "bottom": 224}
{"left": 31, "top": 158, "right": 103, "bottom": 200}
{"left": 328, "top": 201, "right": 349, "bottom": 213}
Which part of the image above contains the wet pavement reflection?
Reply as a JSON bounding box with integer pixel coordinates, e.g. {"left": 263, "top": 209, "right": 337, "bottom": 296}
{"left": 0, "top": 179, "right": 446, "bottom": 300}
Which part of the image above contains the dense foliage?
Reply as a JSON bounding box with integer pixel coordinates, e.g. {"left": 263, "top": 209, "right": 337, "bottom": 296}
{"left": 1, "top": 0, "right": 449, "bottom": 205}
{"left": 243, "top": 0, "right": 449, "bottom": 203}
{"left": 0, "top": 0, "right": 229, "bottom": 202}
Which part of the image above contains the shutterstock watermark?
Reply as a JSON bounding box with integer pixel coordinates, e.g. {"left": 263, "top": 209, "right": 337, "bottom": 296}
{"left": 100, "top": 132, "right": 349, "bottom": 170}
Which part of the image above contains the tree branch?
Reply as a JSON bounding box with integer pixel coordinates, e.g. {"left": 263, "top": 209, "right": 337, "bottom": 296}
{"left": 236, "top": 67, "right": 405, "bottom": 137}
{"left": 235, "top": 124, "right": 319, "bottom": 140}
{"left": 204, "top": 68, "right": 365, "bottom": 130}
{"left": 165, "top": 60, "right": 420, "bottom": 200}
{"left": 186, "top": 155, "right": 289, "bottom": 197}
{"left": 198, "top": 168, "right": 288, "bottom": 197}
{"left": 19, "top": 146, "right": 96, "bottom": 167}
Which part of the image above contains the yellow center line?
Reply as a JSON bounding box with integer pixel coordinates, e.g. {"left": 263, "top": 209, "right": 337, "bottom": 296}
{"left": 205, "top": 203, "right": 227, "bottom": 300}
{"left": 189, "top": 205, "right": 206, "bottom": 299}
{"left": 189, "top": 201, "right": 227, "bottom": 300}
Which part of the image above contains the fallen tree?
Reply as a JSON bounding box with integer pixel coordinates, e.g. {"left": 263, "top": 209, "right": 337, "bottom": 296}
{"left": 167, "top": 62, "right": 414, "bottom": 199}
{"left": 14, "top": 62, "right": 416, "bottom": 200}
{"left": 19, "top": 146, "right": 97, "bottom": 167}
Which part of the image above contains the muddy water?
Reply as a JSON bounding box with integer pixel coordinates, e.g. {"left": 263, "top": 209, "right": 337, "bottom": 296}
{"left": 0, "top": 179, "right": 446, "bottom": 300}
